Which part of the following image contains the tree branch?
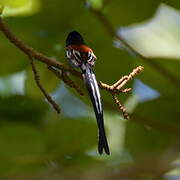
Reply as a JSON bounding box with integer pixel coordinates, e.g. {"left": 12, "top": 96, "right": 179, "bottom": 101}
{"left": 48, "top": 66, "right": 84, "bottom": 96}
{"left": 0, "top": 17, "right": 81, "bottom": 78}
{"left": 29, "top": 56, "right": 61, "bottom": 114}
{"left": 100, "top": 66, "right": 144, "bottom": 119}
{"left": 112, "top": 94, "right": 130, "bottom": 119}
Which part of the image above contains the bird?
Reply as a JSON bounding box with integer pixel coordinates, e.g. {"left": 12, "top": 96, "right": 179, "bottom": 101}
{"left": 65, "top": 31, "right": 110, "bottom": 155}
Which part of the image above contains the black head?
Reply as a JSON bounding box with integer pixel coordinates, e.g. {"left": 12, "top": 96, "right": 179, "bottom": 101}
{"left": 66, "top": 31, "right": 85, "bottom": 46}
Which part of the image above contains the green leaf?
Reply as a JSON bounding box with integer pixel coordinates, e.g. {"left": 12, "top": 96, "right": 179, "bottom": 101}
{"left": 0, "top": 4, "right": 4, "bottom": 14}
{"left": 0, "top": 95, "right": 48, "bottom": 124}
{"left": 125, "top": 120, "right": 175, "bottom": 161}
{"left": 133, "top": 58, "right": 180, "bottom": 98}
{"left": 125, "top": 97, "right": 180, "bottom": 160}
{"left": 60, "top": 154, "right": 101, "bottom": 167}
{"left": 0, "top": 0, "right": 41, "bottom": 17}
{"left": 104, "top": 0, "right": 160, "bottom": 26}
{"left": 45, "top": 114, "right": 97, "bottom": 157}
{"left": 119, "top": 3, "right": 180, "bottom": 59}
{"left": 0, "top": 32, "right": 28, "bottom": 76}
{"left": 162, "top": 0, "right": 180, "bottom": 10}
{"left": 88, "top": 0, "right": 103, "bottom": 9}
{"left": 133, "top": 97, "right": 180, "bottom": 129}
{"left": 0, "top": 123, "right": 46, "bottom": 176}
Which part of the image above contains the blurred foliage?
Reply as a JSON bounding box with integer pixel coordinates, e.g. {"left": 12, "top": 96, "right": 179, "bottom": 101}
{"left": 0, "top": 95, "right": 48, "bottom": 124}
{"left": 0, "top": 0, "right": 179, "bottom": 179}
{"left": 0, "top": 0, "right": 40, "bottom": 17}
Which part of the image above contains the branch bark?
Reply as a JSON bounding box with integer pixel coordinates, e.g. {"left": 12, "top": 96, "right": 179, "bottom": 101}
{"left": 48, "top": 66, "right": 84, "bottom": 96}
{"left": 29, "top": 57, "right": 61, "bottom": 113}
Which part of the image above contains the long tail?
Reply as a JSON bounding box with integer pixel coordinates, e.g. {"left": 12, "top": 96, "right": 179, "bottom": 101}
{"left": 82, "top": 65, "right": 110, "bottom": 155}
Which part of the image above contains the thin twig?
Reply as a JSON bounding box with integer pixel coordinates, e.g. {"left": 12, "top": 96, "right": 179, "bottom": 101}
{"left": 48, "top": 66, "right": 84, "bottom": 96}
{"left": 112, "top": 94, "right": 129, "bottom": 119}
{"left": 100, "top": 66, "right": 144, "bottom": 119}
{"left": 100, "top": 66, "right": 144, "bottom": 93}
{"left": 121, "top": 88, "right": 132, "bottom": 93}
{"left": 0, "top": 17, "right": 81, "bottom": 78}
{"left": 29, "top": 57, "right": 61, "bottom": 114}
{"left": 116, "top": 65, "right": 144, "bottom": 90}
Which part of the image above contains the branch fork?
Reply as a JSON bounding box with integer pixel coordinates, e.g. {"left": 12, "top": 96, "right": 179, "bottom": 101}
{"left": 100, "top": 66, "right": 144, "bottom": 119}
